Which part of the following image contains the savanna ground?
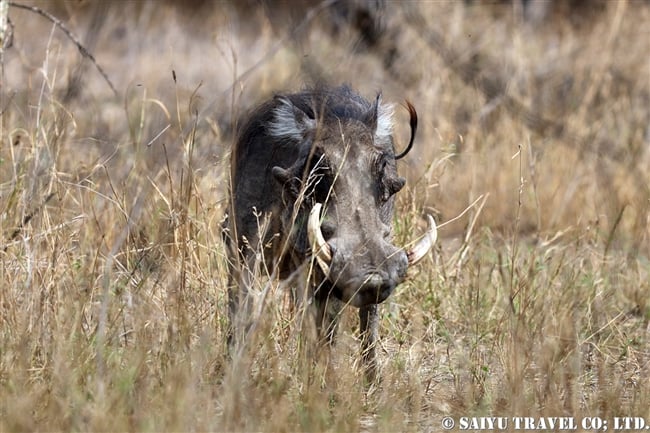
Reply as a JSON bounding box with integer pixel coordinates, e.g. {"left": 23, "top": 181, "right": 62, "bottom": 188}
{"left": 1, "top": 1, "right": 649, "bottom": 431}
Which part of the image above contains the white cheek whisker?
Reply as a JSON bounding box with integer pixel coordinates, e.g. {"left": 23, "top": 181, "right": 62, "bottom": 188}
{"left": 267, "top": 97, "right": 316, "bottom": 141}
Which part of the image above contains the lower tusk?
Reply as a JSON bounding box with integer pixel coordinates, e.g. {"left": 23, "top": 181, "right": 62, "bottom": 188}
{"left": 308, "top": 203, "right": 332, "bottom": 276}
{"left": 406, "top": 214, "right": 437, "bottom": 266}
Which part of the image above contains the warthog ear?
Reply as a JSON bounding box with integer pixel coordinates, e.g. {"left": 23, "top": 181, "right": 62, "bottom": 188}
{"left": 267, "top": 96, "right": 316, "bottom": 142}
{"left": 367, "top": 94, "right": 394, "bottom": 145}
{"left": 376, "top": 101, "right": 394, "bottom": 143}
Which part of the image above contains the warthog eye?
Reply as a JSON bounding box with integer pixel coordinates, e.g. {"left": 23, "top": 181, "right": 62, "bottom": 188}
{"left": 385, "top": 176, "right": 406, "bottom": 196}
{"left": 377, "top": 154, "right": 405, "bottom": 201}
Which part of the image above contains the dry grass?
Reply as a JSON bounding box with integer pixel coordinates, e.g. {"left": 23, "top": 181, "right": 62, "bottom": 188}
{"left": 1, "top": 1, "right": 649, "bottom": 432}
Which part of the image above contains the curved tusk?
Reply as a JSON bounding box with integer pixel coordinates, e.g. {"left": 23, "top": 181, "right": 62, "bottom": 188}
{"left": 406, "top": 214, "right": 437, "bottom": 266}
{"left": 307, "top": 203, "right": 332, "bottom": 276}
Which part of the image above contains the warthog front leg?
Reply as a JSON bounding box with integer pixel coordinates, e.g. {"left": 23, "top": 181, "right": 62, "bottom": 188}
{"left": 313, "top": 293, "right": 343, "bottom": 346}
{"left": 359, "top": 304, "right": 379, "bottom": 381}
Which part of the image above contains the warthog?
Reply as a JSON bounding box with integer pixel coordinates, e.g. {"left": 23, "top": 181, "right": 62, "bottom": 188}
{"left": 223, "top": 85, "right": 436, "bottom": 378}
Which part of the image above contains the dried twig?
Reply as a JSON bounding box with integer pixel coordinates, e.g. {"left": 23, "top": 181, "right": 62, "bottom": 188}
{"left": 7, "top": 1, "right": 118, "bottom": 97}
{"left": 0, "top": 0, "right": 14, "bottom": 50}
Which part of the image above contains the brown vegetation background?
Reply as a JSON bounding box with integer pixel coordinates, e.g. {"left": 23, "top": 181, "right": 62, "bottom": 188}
{"left": 1, "top": 1, "right": 648, "bottom": 431}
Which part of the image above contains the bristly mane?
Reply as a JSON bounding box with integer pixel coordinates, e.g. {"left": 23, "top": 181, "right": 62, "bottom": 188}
{"left": 267, "top": 85, "right": 394, "bottom": 145}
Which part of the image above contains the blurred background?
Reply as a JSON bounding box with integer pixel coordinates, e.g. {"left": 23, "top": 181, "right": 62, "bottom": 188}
{"left": 3, "top": 0, "right": 649, "bottom": 255}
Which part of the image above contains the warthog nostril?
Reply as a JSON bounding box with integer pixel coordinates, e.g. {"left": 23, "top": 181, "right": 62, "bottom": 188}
{"left": 363, "top": 273, "right": 385, "bottom": 288}
{"left": 357, "top": 274, "right": 397, "bottom": 305}
{"left": 363, "top": 274, "right": 396, "bottom": 294}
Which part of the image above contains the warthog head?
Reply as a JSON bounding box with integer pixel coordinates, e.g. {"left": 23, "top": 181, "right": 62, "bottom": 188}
{"left": 267, "top": 86, "right": 436, "bottom": 307}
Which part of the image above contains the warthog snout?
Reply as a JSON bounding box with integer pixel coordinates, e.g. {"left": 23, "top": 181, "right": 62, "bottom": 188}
{"left": 308, "top": 203, "right": 436, "bottom": 307}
